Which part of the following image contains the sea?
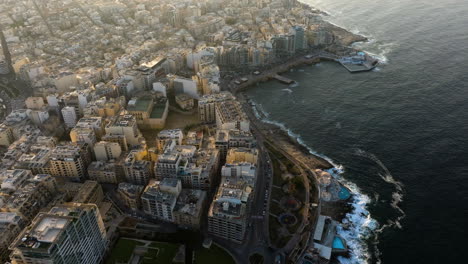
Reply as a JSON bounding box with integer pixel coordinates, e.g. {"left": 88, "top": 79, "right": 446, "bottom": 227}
{"left": 246, "top": 0, "right": 468, "bottom": 263}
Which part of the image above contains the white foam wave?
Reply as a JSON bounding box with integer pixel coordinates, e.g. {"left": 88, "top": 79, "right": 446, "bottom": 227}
{"left": 250, "top": 99, "right": 340, "bottom": 168}
{"left": 328, "top": 170, "right": 379, "bottom": 264}
{"left": 281, "top": 88, "right": 293, "bottom": 93}
{"left": 353, "top": 149, "right": 406, "bottom": 242}
{"left": 289, "top": 82, "right": 299, "bottom": 88}
{"left": 250, "top": 99, "right": 379, "bottom": 263}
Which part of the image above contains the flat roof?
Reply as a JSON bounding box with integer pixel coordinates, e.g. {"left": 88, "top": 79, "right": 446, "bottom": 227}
{"left": 150, "top": 103, "right": 166, "bottom": 118}
{"left": 128, "top": 98, "right": 152, "bottom": 112}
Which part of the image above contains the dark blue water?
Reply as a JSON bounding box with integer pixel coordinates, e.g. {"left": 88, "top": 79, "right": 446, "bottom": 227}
{"left": 247, "top": 0, "right": 468, "bottom": 263}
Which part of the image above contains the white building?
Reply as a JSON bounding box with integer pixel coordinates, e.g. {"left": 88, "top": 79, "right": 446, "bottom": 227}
{"left": 215, "top": 100, "right": 250, "bottom": 132}
{"left": 173, "top": 77, "right": 199, "bottom": 99}
{"left": 61, "top": 106, "right": 78, "bottom": 129}
{"left": 152, "top": 82, "right": 167, "bottom": 97}
{"left": 10, "top": 203, "right": 107, "bottom": 264}
{"left": 156, "top": 129, "right": 184, "bottom": 151}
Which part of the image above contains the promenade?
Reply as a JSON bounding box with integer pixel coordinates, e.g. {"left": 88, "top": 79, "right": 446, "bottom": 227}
{"left": 229, "top": 51, "right": 339, "bottom": 94}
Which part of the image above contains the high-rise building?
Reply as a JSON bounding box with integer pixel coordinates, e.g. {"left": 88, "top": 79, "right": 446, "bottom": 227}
{"left": 49, "top": 144, "right": 91, "bottom": 182}
{"left": 70, "top": 127, "right": 97, "bottom": 146}
{"left": 72, "top": 181, "right": 104, "bottom": 207}
{"left": 93, "top": 141, "right": 122, "bottom": 161}
{"left": 207, "top": 186, "right": 250, "bottom": 243}
{"left": 141, "top": 178, "right": 181, "bottom": 222}
{"left": 117, "top": 183, "right": 143, "bottom": 211}
{"left": 10, "top": 203, "right": 107, "bottom": 264}
{"left": 87, "top": 161, "right": 124, "bottom": 184}
{"left": 1, "top": 174, "right": 57, "bottom": 221}
{"left": 208, "top": 157, "right": 257, "bottom": 243}
{"left": 0, "top": 125, "right": 14, "bottom": 147}
{"left": 173, "top": 189, "right": 207, "bottom": 230}
{"left": 178, "top": 148, "right": 220, "bottom": 190}
{"left": 0, "top": 212, "right": 25, "bottom": 263}
{"left": 215, "top": 100, "right": 250, "bottom": 132}
{"left": 123, "top": 154, "right": 152, "bottom": 186}
{"left": 61, "top": 106, "right": 78, "bottom": 129}
{"left": 291, "top": 25, "right": 306, "bottom": 51}
{"left": 198, "top": 92, "right": 235, "bottom": 123}
{"left": 105, "top": 114, "right": 142, "bottom": 147}
{"left": 156, "top": 129, "right": 184, "bottom": 152}
{"left": 154, "top": 141, "right": 182, "bottom": 180}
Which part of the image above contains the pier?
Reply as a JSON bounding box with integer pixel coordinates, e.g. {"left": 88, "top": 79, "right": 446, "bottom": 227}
{"left": 273, "top": 74, "right": 295, "bottom": 84}
{"left": 339, "top": 61, "right": 376, "bottom": 73}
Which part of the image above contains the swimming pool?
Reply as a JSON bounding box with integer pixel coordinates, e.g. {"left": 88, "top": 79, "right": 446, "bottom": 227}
{"left": 332, "top": 237, "right": 346, "bottom": 250}
{"left": 338, "top": 186, "right": 351, "bottom": 200}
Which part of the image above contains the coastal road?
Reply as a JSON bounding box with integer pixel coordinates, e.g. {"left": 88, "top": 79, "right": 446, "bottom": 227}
{"left": 213, "top": 126, "right": 278, "bottom": 263}
{"left": 237, "top": 92, "right": 323, "bottom": 262}
{"left": 216, "top": 50, "right": 338, "bottom": 263}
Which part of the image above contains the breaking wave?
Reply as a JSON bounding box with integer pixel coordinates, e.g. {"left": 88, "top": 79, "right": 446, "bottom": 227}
{"left": 333, "top": 176, "right": 379, "bottom": 264}
{"left": 353, "top": 148, "right": 406, "bottom": 263}
{"left": 250, "top": 99, "right": 379, "bottom": 263}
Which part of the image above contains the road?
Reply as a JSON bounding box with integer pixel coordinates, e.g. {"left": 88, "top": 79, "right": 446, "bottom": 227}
{"left": 215, "top": 56, "right": 334, "bottom": 262}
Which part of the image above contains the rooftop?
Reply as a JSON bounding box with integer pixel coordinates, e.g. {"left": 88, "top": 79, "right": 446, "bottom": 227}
{"left": 150, "top": 98, "right": 167, "bottom": 119}
{"left": 128, "top": 97, "right": 153, "bottom": 112}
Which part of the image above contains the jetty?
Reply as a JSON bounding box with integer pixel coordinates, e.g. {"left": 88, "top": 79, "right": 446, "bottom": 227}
{"left": 339, "top": 61, "right": 377, "bottom": 73}
{"left": 273, "top": 74, "right": 294, "bottom": 84}
{"left": 337, "top": 52, "right": 379, "bottom": 73}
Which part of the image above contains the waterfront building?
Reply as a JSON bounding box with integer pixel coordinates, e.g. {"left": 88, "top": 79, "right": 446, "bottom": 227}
{"left": 215, "top": 100, "right": 250, "bottom": 132}
{"left": 198, "top": 91, "right": 235, "bottom": 123}
{"left": 226, "top": 148, "right": 259, "bottom": 165}
{"left": 9, "top": 203, "right": 107, "bottom": 264}
{"left": 291, "top": 25, "right": 306, "bottom": 51}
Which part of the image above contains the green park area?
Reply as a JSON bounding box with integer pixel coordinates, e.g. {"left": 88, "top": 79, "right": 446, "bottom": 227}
{"left": 265, "top": 141, "right": 306, "bottom": 248}
{"left": 194, "top": 244, "right": 235, "bottom": 264}
{"left": 106, "top": 238, "right": 182, "bottom": 264}
{"left": 106, "top": 238, "right": 145, "bottom": 264}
